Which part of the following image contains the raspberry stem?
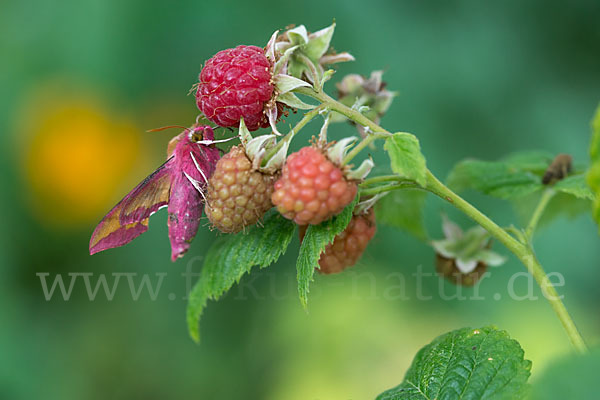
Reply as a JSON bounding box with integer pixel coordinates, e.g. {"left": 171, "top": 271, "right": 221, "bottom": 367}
{"left": 525, "top": 188, "right": 556, "bottom": 241}
{"left": 425, "top": 171, "right": 587, "bottom": 354}
{"left": 360, "top": 175, "right": 406, "bottom": 186}
{"left": 295, "top": 86, "right": 390, "bottom": 134}
{"left": 294, "top": 86, "right": 390, "bottom": 164}
{"left": 359, "top": 175, "right": 426, "bottom": 198}
{"left": 293, "top": 85, "right": 588, "bottom": 353}
{"left": 261, "top": 104, "right": 327, "bottom": 166}
{"left": 359, "top": 182, "right": 422, "bottom": 197}
{"left": 341, "top": 132, "right": 388, "bottom": 165}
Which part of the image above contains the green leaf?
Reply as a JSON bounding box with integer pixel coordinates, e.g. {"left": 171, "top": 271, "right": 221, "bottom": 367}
{"left": 590, "top": 104, "right": 600, "bottom": 161}
{"left": 553, "top": 174, "right": 594, "bottom": 200}
{"left": 508, "top": 107, "right": 600, "bottom": 231}
{"left": 447, "top": 151, "right": 557, "bottom": 199}
{"left": 447, "top": 159, "right": 543, "bottom": 199}
{"left": 502, "top": 150, "right": 554, "bottom": 173}
{"left": 377, "top": 326, "right": 531, "bottom": 400}
{"left": 384, "top": 132, "right": 427, "bottom": 187}
{"left": 588, "top": 104, "right": 600, "bottom": 232}
{"left": 448, "top": 150, "right": 596, "bottom": 206}
{"left": 544, "top": 192, "right": 593, "bottom": 222}
{"left": 296, "top": 195, "right": 358, "bottom": 308}
{"left": 376, "top": 189, "right": 427, "bottom": 240}
{"left": 513, "top": 191, "right": 592, "bottom": 230}
{"left": 530, "top": 348, "right": 600, "bottom": 400}
{"left": 186, "top": 211, "right": 295, "bottom": 342}
{"left": 589, "top": 164, "right": 600, "bottom": 231}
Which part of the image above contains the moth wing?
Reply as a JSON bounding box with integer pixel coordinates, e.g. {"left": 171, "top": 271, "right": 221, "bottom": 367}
{"left": 89, "top": 158, "right": 174, "bottom": 255}
{"left": 119, "top": 158, "right": 174, "bottom": 225}
{"left": 167, "top": 132, "right": 184, "bottom": 158}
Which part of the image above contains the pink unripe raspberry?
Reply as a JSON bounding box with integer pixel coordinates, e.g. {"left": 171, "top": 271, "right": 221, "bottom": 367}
{"left": 272, "top": 146, "right": 357, "bottom": 225}
{"left": 196, "top": 45, "right": 274, "bottom": 131}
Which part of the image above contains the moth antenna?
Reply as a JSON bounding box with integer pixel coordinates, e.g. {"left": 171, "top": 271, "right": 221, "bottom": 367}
{"left": 189, "top": 152, "right": 209, "bottom": 183}
{"left": 147, "top": 125, "right": 188, "bottom": 132}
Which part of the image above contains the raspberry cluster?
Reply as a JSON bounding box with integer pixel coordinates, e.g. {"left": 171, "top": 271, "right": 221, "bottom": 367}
{"left": 205, "top": 146, "right": 276, "bottom": 233}
{"left": 196, "top": 45, "right": 274, "bottom": 131}
{"left": 271, "top": 146, "right": 357, "bottom": 225}
{"left": 301, "top": 208, "right": 377, "bottom": 274}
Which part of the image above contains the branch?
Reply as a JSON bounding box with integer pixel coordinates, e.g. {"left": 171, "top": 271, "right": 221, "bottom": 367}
{"left": 293, "top": 85, "right": 588, "bottom": 353}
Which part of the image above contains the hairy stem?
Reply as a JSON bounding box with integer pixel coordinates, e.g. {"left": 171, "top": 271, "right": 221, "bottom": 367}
{"left": 293, "top": 86, "right": 588, "bottom": 352}
{"left": 296, "top": 86, "right": 390, "bottom": 134}
{"left": 360, "top": 175, "right": 406, "bottom": 187}
{"left": 295, "top": 87, "right": 391, "bottom": 164}
{"left": 506, "top": 225, "right": 527, "bottom": 244}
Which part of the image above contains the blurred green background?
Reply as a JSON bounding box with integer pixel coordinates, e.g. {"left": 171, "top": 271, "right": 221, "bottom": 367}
{"left": 1, "top": 0, "right": 599, "bottom": 398}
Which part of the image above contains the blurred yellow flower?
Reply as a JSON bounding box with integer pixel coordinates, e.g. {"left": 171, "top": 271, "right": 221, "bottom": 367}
{"left": 19, "top": 88, "right": 143, "bottom": 226}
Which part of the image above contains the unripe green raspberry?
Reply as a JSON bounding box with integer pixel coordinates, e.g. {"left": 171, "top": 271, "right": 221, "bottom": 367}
{"left": 205, "top": 145, "right": 276, "bottom": 233}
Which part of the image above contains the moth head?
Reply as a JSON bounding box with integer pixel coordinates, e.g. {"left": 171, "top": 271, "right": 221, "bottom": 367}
{"left": 189, "top": 125, "right": 214, "bottom": 143}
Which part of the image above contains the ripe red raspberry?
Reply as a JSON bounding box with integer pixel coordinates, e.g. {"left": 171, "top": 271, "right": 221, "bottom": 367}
{"left": 205, "top": 145, "right": 276, "bottom": 233}
{"left": 300, "top": 208, "right": 377, "bottom": 274}
{"left": 272, "top": 146, "right": 357, "bottom": 225}
{"left": 196, "top": 45, "right": 274, "bottom": 131}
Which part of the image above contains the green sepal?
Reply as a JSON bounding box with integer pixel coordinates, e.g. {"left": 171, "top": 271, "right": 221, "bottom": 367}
{"left": 302, "top": 23, "right": 335, "bottom": 61}
{"left": 273, "top": 73, "right": 311, "bottom": 95}
{"left": 286, "top": 25, "right": 309, "bottom": 45}
{"left": 276, "top": 92, "right": 316, "bottom": 110}
{"left": 431, "top": 216, "right": 505, "bottom": 273}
